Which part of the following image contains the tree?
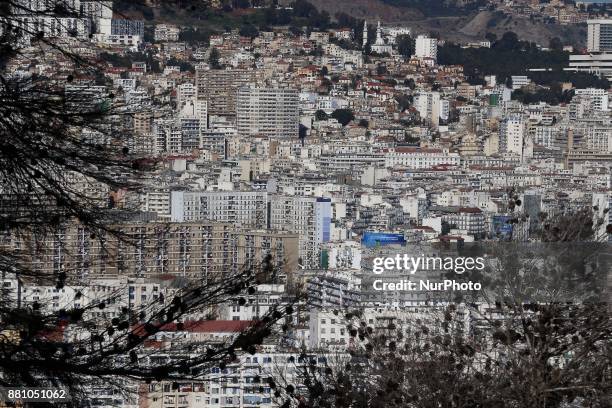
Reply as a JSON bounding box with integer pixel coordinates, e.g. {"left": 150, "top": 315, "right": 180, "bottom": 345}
{"left": 315, "top": 110, "right": 328, "bottom": 121}
{"left": 549, "top": 36, "right": 563, "bottom": 51}
{"left": 395, "top": 94, "right": 413, "bottom": 112}
{"left": 485, "top": 32, "right": 497, "bottom": 42}
{"left": 358, "top": 119, "right": 369, "bottom": 128}
{"left": 277, "top": 217, "right": 612, "bottom": 407}
{"left": 330, "top": 109, "right": 355, "bottom": 126}
{"left": 208, "top": 47, "right": 221, "bottom": 69}
{"left": 495, "top": 31, "right": 520, "bottom": 51}
{"left": 0, "top": 0, "right": 294, "bottom": 399}
{"left": 396, "top": 34, "right": 414, "bottom": 57}
{"left": 239, "top": 24, "right": 259, "bottom": 39}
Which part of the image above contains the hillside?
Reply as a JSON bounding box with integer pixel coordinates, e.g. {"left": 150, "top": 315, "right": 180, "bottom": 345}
{"left": 308, "top": 0, "right": 586, "bottom": 47}
{"left": 115, "top": 0, "right": 587, "bottom": 48}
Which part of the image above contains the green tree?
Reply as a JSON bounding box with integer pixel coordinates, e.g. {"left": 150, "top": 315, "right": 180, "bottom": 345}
{"left": 208, "top": 47, "right": 221, "bottom": 69}
{"left": 549, "top": 37, "right": 563, "bottom": 51}
{"left": 239, "top": 24, "right": 259, "bottom": 39}
{"left": 331, "top": 108, "right": 354, "bottom": 126}
{"left": 314, "top": 110, "right": 328, "bottom": 121}
{"left": 396, "top": 34, "right": 414, "bottom": 57}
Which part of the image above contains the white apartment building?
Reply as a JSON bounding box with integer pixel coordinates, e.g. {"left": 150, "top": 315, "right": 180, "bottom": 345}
{"left": 384, "top": 147, "right": 461, "bottom": 169}
{"left": 81, "top": 0, "right": 113, "bottom": 36}
{"left": 308, "top": 309, "right": 350, "bottom": 350}
{"left": 176, "top": 83, "right": 197, "bottom": 109}
{"left": 236, "top": 87, "right": 299, "bottom": 138}
{"left": 140, "top": 189, "right": 171, "bottom": 216}
{"left": 321, "top": 241, "right": 361, "bottom": 270}
{"left": 576, "top": 119, "right": 612, "bottom": 152}
{"left": 170, "top": 191, "right": 268, "bottom": 228}
{"left": 154, "top": 24, "right": 180, "bottom": 42}
{"left": 219, "top": 284, "right": 285, "bottom": 321}
{"left": 0, "top": 276, "right": 141, "bottom": 320}
{"left": 587, "top": 19, "right": 612, "bottom": 52}
{"left": 574, "top": 88, "right": 610, "bottom": 111}
{"left": 414, "top": 34, "right": 438, "bottom": 61}
{"left": 269, "top": 196, "right": 332, "bottom": 268}
{"left": 510, "top": 75, "right": 530, "bottom": 90}
{"left": 500, "top": 115, "right": 525, "bottom": 156}
{"left": 9, "top": 16, "right": 90, "bottom": 40}
{"left": 414, "top": 91, "right": 442, "bottom": 128}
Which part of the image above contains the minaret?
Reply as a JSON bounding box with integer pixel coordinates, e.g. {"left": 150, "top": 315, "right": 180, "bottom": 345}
{"left": 362, "top": 20, "right": 368, "bottom": 47}
{"left": 375, "top": 20, "right": 383, "bottom": 45}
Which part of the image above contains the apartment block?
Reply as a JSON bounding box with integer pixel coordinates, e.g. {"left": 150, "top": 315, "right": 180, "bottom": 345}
{"left": 236, "top": 86, "right": 299, "bottom": 138}
{"left": 196, "top": 69, "right": 257, "bottom": 116}
{"left": 7, "top": 222, "right": 298, "bottom": 281}
{"left": 269, "top": 196, "right": 332, "bottom": 268}
{"left": 170, "top": 191, "right": 268, "bottom": 228}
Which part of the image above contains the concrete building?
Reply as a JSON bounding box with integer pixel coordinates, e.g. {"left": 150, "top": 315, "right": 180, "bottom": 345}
{"left": 236, "top": 87, "right": 299, "bottom": 138}
{"left": 170, "top": 191, "right": 268, "bottom": 228}
{"left": 6, "top": 222, "right": 297, "bottom": 281}
{"left": 500, "top": 115, "right": 525, "bottom": 156}
{"left": 414, "top": 34, "right": 437, "bottom": 61}
{"left": 81, "top": 0, "right": 112, "bottom": 36}
{"left": 414, "top": 91, "right": 442, "bottom": 128}
{"left": 574, "top": 88, "right": 609, "bottom": 111}
{"left": 269, "top": 196, "right": 332, "bottom": 268}
{"left": 196, "top": 69, "right": 257, "bottom": 116}
{"left": 154, "top": 24, "right": 179, "bottom": 42}
{"left": 111, "top": 18, "right": 144, "bottom": 37}
{"left": 384, "top": 147, "right": 460, "bottom": 169}
{"left": 587, "top": 19, "right": 612, "bottom": 52}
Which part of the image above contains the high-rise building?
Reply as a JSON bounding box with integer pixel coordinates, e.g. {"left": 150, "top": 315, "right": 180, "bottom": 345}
{"left": 111, "top": 18, "right": 144, "bottom": 37}
{"left": 81, "top": 0, "right": 113, "bottom": 36}
{"left": 574, "top": 88, "right": 610, "bottom": 111}
{"left": 587, "top": 19, "right": 612, "bottom": 52}
{"left": 500, "top": 115, "right": 525, "bottom": 156}
{"left": 170, "top": 191, "right": 268, "bottom": 228}
{"left": 196, "top": 69, "right": 257, "bottom": 116}
{"left": 414, "top": 91, "right": 441, "bottom": 128}
{"left": 414, "top": 34, "right": 437, "bottom": 61}
{"left": 269, "top": 196, "right": 332, "bottom": 268}
{"left": 236, "top": 86, "right": 299, "bottom": 138}
{"left": 8, "top": 0, "right": 90, "bottom": 41}
{"left": 6, "top": 222, "right": 298, "bottom": 281}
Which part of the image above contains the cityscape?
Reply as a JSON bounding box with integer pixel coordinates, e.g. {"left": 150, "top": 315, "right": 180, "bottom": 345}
{"left": 0, "top": 0, "right": 611, "bottom": 407}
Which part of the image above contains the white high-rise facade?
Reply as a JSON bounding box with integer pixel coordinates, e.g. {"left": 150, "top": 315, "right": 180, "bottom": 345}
{"left": 236, "top": 87, "right": 299, "bottom": 138}
{"left": 170, "top": 191, "right": 268, "bottom": 228}
{"left": 414, "top": 91, "right": 441, "bottom": 128}
{"left": 269, "top": 196, "right": 332, "bottom": 268}
{"left": 414, "top": 34, "right": 437, "bottom": 61}
{"left": 574, "top": 88, "right": 610, "bottom": 112}
{"left": 587, "top": 19, "right": 612, "bottom": 53}
{"left": 501, "top": 115, "right": 525, "bottom": 156}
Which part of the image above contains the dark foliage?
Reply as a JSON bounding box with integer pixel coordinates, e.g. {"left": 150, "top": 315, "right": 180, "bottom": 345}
{"left": 0, "top": 0, "right": 293, "bottom": 399}
{"left": 438, "top": 32, "right": 609, "bottom": 89}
